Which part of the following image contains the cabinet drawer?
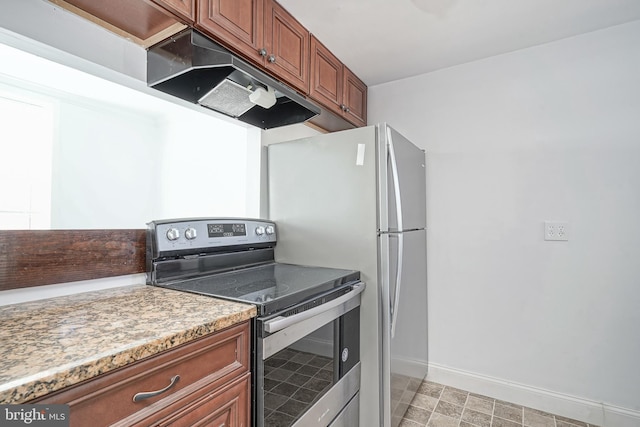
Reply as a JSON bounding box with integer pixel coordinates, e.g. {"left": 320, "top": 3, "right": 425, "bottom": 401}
{"left": 122, "top": 372, "right": 250, "bottom": 427}
{"left": 36, "top": 321, "right": 249, "bottom": 427}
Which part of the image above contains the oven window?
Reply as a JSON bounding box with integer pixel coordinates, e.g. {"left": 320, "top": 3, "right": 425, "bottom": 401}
{"left": 263, "top": 322, "right": 336, "bottom": 427}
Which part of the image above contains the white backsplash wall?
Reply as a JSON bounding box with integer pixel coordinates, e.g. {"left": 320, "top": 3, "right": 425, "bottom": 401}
{"left": 52, "top": 100, "right": 163, "bottom": 229}
{"left": 159, "top": 108, "right": 259, "bottom": 219}
{"left": 369, "top": 20, "right": 640, "bottom": 424}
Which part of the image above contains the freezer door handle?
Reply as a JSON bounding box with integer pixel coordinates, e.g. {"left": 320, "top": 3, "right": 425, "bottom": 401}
{"left": 387, "top": 127, "right": 404, "bottom": 338}
{"left": 387, "top": 126, "right": 404, "bottom": 233}
{"left": 263, "top": 282, "right": 366, "bottom": 333}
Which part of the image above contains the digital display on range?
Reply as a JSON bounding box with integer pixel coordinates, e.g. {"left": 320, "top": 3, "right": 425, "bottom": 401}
{"left": 207, "top": 223, "right": 246, "bottom": 238}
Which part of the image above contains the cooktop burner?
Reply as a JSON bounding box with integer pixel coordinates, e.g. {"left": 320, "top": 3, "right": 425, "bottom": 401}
{"left": 159, "top": 263, "right": 359, "bottom": 316}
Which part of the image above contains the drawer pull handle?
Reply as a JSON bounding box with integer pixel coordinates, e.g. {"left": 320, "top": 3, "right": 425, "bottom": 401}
{"left": 132, "top": 375, "right": 180, "bottom": 402}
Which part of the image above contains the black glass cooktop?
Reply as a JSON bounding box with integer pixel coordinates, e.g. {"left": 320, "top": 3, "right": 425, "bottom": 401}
{"left": 158, "top": 263, "right": 360, "bottom": 316}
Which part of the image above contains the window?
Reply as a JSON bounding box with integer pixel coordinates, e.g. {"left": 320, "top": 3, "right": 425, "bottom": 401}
{"left": 0, "top": 92, "right": 54, "bottom": 229}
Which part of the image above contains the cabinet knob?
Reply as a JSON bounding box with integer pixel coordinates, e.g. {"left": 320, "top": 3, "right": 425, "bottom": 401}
{"left": 345, "top": 107, "right": 351, "bottom": 113}
{"left": 268, "top": 54, "right": 276, "bottom": 63}
{"left": 258, "top": 48, "right": 267, "bottom": 57}
{"left": 340, "top": 104, "right": 347, "bottom": 112}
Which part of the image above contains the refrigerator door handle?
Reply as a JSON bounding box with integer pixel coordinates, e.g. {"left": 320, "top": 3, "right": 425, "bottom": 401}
{"left": 387, "top": 126, "right": 404, "bottom": 338}
{"left": 391, "top": 233, "right": 404, "bottom": 338}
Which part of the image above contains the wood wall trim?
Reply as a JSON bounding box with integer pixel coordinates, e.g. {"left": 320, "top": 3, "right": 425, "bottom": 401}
{"left": 0, "top": 230, "right": 146, "bottom": 291}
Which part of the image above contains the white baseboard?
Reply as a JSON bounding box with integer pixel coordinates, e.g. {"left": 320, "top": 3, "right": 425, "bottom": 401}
{"left": 427, "top": 363, "right": 640, "bottom": 427}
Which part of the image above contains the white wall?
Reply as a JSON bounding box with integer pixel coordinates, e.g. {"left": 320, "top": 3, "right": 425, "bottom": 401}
{"left": 369, "top": 20, "right": 640, "bottom": 424}
{"left": 158, "top": 108, "right": 255, "bottom": 219}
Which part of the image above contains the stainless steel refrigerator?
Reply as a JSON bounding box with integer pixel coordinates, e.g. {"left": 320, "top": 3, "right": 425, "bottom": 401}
{"left": 267, "top": 123, "right": 428, "bottom": 427}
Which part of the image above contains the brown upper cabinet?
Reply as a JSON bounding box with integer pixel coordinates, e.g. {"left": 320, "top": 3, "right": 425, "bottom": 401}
{"left": 50, "top": 0, "right": 193, "bottom": 46}
{"left": 342, "top": 67, "right": 368, "bottom": 127}
{"left": 48, "top": 0, "right": 367, "bottom": 127}
{"left": 197, "top": 0, "right": 309, "bottom": 95}
{"left": 310, "top": 36, "right": 367, "bottom": 127}
{"left": 196, "top": 0, "right": 264, "bottom": 65}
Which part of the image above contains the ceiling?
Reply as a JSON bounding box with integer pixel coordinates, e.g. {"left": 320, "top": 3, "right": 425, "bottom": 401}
{"left": 277, "top": 0, "right": 640, "bottom": 86}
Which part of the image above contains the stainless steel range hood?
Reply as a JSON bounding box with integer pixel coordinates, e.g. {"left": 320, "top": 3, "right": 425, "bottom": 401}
{"left": 147, "top": 29, "right": 320, "bottom": 129}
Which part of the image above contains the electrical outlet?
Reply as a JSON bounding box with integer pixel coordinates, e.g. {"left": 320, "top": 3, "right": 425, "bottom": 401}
{"left": 544, "top": 221, "right": 569, "bottom": 241}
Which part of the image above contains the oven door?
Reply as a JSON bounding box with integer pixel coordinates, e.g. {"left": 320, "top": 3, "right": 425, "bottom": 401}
{"left": 255, "top": 282, "right": 365, "bottom": 427}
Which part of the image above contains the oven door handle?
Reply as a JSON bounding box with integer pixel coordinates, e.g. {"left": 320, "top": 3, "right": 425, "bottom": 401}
{"left": 263, "top": 282, "right": 366, "bottom": 334}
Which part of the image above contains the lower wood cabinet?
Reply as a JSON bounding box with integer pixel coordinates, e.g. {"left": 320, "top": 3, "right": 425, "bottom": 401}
{"left": 34, "top": 321, "right": 251, "bottom": 427}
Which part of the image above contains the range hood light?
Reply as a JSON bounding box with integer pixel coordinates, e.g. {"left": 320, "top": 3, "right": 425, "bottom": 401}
{"left": 249, "top": 86, "right": 277, "bottom": 109}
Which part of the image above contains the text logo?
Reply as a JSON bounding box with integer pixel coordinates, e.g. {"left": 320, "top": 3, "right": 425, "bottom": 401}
{"left": 0, "top": 405, "right": 69, "bottom": 426}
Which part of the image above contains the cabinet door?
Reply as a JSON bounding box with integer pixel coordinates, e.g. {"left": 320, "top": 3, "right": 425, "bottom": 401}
{"left": 343, "top": 67, "right": 367, "bottom": 127}
{"left": 153, "top": 0, "right": 195, "bottom": 22}
{"left": 309, "top": 35, "right": 343, "bottom": 115}
{"left": 264, "top": 0, "right": 309, "bottom": 94}
{"left": 197, "top": 0, "right": 265, "bottom": 65}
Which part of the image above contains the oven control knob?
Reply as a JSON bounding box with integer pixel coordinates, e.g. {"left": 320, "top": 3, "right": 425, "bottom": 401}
{"left": 255, "top": 226, "right": 265, "bottom": 236}
{"left": 265, "top": 225, "right": 275, "bottom": 235}
{"left": 166, "top": 227, "right": 180, "bottom": 241}
{"left": 184, "top": 227, "right": 197, "bottom": 240}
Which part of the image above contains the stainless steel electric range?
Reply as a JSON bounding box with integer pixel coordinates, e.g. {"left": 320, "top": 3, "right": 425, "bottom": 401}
{"left": 146, "top": 218, "right": 364, "bottom": 427}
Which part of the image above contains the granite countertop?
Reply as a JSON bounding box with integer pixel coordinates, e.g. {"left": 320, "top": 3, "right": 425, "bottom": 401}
{"left": 0, "top": 285, "right": 257, "bottom": 404}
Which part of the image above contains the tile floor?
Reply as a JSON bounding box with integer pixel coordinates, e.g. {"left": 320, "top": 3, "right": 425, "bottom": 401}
{"left": 263, "top": 348, "right": 334, "bottom": 427}
{"left": 399, "top": 380, "right": 598, "bottom": 427}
